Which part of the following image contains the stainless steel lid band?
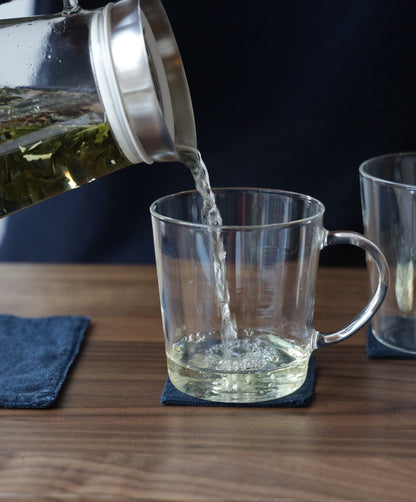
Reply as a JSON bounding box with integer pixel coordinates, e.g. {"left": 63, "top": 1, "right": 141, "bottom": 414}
{"left": 90, "top": 0, "right": 196, "bottom": 164}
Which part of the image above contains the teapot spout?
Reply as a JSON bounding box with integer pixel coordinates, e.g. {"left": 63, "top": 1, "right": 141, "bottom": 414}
{"left": 62, "top": 0, "right": 81, "bottom": 15}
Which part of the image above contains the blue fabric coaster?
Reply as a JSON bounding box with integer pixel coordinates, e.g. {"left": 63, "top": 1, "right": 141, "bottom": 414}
{"left": 161, "top": 354, "right": 316, "bottom": 407}
{"left": 0, "top": 314, "right": 90, "bottom": 409}
{"left": 366, "top": 325, "right": 416, "bottom": 359}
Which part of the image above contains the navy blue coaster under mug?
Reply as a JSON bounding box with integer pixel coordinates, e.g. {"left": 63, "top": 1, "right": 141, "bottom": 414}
{"left": 366, "top": 325, "right": 416, "bottom": 359}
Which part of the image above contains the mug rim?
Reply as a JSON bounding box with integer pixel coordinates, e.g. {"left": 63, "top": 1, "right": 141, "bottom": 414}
{"left": 149, "top": 187, "right": 326, "bottom": 230}
{"left": 359, "top": 152, "right": 416, "bottom": 190}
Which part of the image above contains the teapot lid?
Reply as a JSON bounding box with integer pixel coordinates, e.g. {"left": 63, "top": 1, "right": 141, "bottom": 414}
{"left": 90, "top": 0, "right": 196, "bottom": 163}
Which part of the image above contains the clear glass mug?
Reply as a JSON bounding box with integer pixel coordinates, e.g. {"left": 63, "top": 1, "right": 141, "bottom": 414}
{"left": 151, "top": 188, "right": 388, "bottom": 403}
{"left": 360, "top": 153, "right": 416, "bottom": 353}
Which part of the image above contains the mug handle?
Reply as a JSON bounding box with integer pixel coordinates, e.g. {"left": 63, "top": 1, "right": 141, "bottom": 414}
{"left": 314, "top": 231, "right": 389, "bottom": 348}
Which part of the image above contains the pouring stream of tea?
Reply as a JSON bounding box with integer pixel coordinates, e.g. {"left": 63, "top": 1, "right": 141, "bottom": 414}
{"left": 178, "top": 147, "right": 238, "bottom": 351}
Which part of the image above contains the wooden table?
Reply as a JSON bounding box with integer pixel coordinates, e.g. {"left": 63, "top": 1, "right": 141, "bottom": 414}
{"left": 0, "top": 264, "right": 415, "bottom": 501}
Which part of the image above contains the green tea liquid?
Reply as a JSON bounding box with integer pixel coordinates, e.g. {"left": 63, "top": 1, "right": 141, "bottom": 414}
{"left": 0, "top": 87, "right": 129, "bottom": 217}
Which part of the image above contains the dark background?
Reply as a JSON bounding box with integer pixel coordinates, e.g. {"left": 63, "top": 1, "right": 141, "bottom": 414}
{"left": 1, "top": 0, "right": 416, "bottom": 265}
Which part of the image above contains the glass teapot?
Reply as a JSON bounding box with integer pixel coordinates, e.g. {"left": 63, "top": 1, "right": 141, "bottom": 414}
{"left": 0, "top": 0, "right": 196, "bottom": 218}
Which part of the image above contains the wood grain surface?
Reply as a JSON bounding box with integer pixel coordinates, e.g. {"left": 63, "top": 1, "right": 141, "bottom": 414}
{"left": 0, "top": 264, "right": 415, "bottom": 501}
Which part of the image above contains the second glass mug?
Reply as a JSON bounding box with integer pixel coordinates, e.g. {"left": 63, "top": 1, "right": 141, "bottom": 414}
{"left": 360, "top": 153, "right": 416, "bottom": 353}
{"left": 151, "top": 188, "right": 389, "bottom": 403}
